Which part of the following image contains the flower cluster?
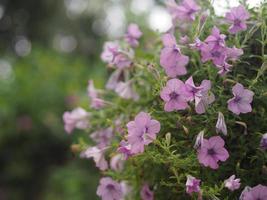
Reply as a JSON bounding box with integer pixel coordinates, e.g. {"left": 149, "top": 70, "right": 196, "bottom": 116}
{"left": 63, "top": 1, "right": 267, "bottom": 199}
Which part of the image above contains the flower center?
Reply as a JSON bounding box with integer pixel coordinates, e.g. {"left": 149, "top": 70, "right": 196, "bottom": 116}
{"left": 107, "top": 184, "right": 115, "bottom": 191}
{"left": 211, "top": 51, "right": 221, "bottom": 58}
{"left": 234, "top": 19, "right": 241, "bottom": 26}
{"left": 234, "top": 96, "right": 242, "bottom": 103}
{"left": 207, "top": 148, "right": 216, "bottom": 156}
{"left": 169, "top": 92, "right": 179, "bottom": 99}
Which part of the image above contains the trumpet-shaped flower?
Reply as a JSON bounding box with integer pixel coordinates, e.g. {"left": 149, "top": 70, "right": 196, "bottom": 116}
{"left": 225, "top": 5, "right": 250, "bottom": 34}
{"left": 115, "top": 81, "right": 139, "bottom": 101}
{"left": 197, "top": 136, "right": 229, "bottom": 169}
{"left": 240, "top": 184, "right": 267, "bottom": 200}
{"left": 227, "top": 83, "right": 254, "bottom": 115}
{"left": 90, "top": 127, "right": 114, "bottom": 148}
{"left": 88, "top": 80, "right": 106, "bottom": 109}
{"left": 224, "top": 175, "right": 241, "bottom": 191}
{"left": 160, "top": 78, "right": 189, "bottom": 112}
{"left": 97, "top": 177, "right": 123, "bottom": 200}
{"left": 127, "top": 112, "right": 160, "bottom": 154}
{"left": 160, "top": 33, "right": 189, "bottom": 77}
{"left": 63, "top": 107, "right": 90, "bottom": 134}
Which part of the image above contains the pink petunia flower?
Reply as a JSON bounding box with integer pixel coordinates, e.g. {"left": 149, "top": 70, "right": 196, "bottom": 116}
{"left": 216, "top": 112, "right": 227, "bottom": 136}
{"left": 90, "top": 127, "right": 114, "bottom": 148}
{"left": 125, "top": 23, "right": 143, "bottom": 48}
{"left": 260, "top": 133, "right": 267, "bottom": 150}
{"left": 127, "top": 112, "right": 160, "bottom": 154}
{"left": 200, "top": 43, "right": 227, "bottom": 66}
{"left": 197, "top": 136, "right": 229, "bottom": 169}
{"left": 160, "top": 33, "right": 189, "bottom": 78}
{"left": 186, "top": 175, "right": 201, "bottom": 195}
{"left": 240, "top": 184, "right": 267, "bottom": 200}
{"left": 225, "top": 5, "right": 250, "bottom": 34}
{"left": 80, "top": 146, "right": 108, "bottom": 171}
{"left": 63, "top": 107, "right": 90, "bottom": 134}
{"left": 87, "top": 80, "right": 106, "bottom": 109}
{"left": 227, "top": 83, "right": 254, "bottom": 115}
{"left": 140, "top": 183, "right": 154, "bottom": 200}
{"left": 224, "top": 175, "right": 241, "bottom": 191}
{"left": 96, "top": 177, "right": 123, "bottom": 200}
{"left": 160, "top": 78, "right": 189, "bottom": 112}
{"left": 166, "top": 0, "right": 200, "bottom": 22}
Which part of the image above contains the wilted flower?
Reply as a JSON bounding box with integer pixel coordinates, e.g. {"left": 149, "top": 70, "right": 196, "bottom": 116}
{"left": 194, "top": 130, "right": 204, "bottom": 149}
{"left": 125, "top": 23, "right": 143, "bottom": 48}
{"left": 115, "top": 81, "right": 139, "bottom": 101}
{"left": 225, "top": 5, "right": 250, "bottom": 34}
{"left": 90, "top": 127, "right": 114, "bottom": 148}
{"left": 140, "top": 184, "right": 154, "bottom": 200}
{"left": 239, "top": 184, "right": 267, "bottom": 200}
{"left": 227, "top": 83, "right": 254, "bottom": 115}
{"left": 160, "top": 33, "right": 189, "bottom": 77}
{"left": 224, "top": 175, "right": 241, "bottom": 191}
{"left": 110, "top": 154, "right": 125, "bottom": 172}
{"left": 127, "top": 112, "right": 160, "bottom": 154}
{"left": 166, "top": 0, "right": 200, "bottom": 22}
{"left": 215, "top": 62, "right": 232, "bottom": 76}
{"left": 216, "top": 112, "right": 227, "bottom": 135}
{"left": 87, "top": 80, "right": 106, "bottom": 109}
{"left": 197, "top": 136, "right": 229, "bottom": 169}
{"left": 80, "top": 146, "right": 108, "bottom": 171}
{"left": 96, "top": 177, "right": 123, "bottom": 200}
{"left": 160, "top": 78, "right": 189, "bottom": 112}
{"left": 63, "top": 107, "right": 90, "bottom": 134}
{"left": 260, "top": 133, "right": 267, "bottom": 150}
{"left": 186, "top": 175, "right": 201, "bottom": 195}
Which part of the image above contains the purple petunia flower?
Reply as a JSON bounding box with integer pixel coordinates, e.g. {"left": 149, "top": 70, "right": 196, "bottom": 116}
{"left": 101, "top": 41, "right": 133, "bottom": 69}
{"left": 227, "top": 83, "right": 254, "bottom": 115}
{"left": 226, "top": 46, "right": 244, "bottom": 61}
{"left": 240, "top": 184, "right": 267, "bottom": 200}
{"left": 160, "top": 33, "right": 189, "bottom": 78}
{"left": 90, "top": 127, "right": 114, "bottom": 148}
{"left": 204, "top": 26, "right": 226, "bottom": 48}
{"left": 197, "top": 136, "right": 229, "bottom": 169}
{"left": 224, "top": 175, "right": 241, "bottom": 191}
{"left": 125, "top": 23, "right": 143, "bottom": 48}
{"left": 87, "top": 80, "right": 106, "bottom": 109}
{"left": 200, "top": 43, "right": 227, "bottom": 66}
{"left": 106, "top": 68, "right": 124, "bottom": 90}
{"left": 160, "top": 78, "right": 189, "bottom": 112}
{"left": 96, "top": 177, "right": 123, "bottom": 200}
{"left": 127, "top": 112, "right": 160, "bottom": 154}
{"left": 140, "top": 184, "right": 154, "bottom": 200}
{"left": 186, "top": 175, "right": 201, "bottom": 195}
{"left": 166, "top": 0, "right": 200, "bottom": 22}
{"left": 80, "top": 146, "right": 108, "bottom": 171}
{"left": 260, "top": 133, "right": 267, "bottom": 150}
{"left": 63, "top": 107, "right": 90, "bottom": 134}
{"left": 216, "top": 112, "right": 227, "bottom": 136}
{"left": 225, "top": 5, "right": 250, "bottom": 34}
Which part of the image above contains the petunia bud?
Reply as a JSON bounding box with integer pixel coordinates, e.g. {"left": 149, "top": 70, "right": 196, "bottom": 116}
{"left": 260, "top": 133, "right": 267, "bottom": 150}
{"left": 216, "top": 112, "right": 227, "bottom": 135}
{"left": 194, "top": 130, "right": 204, "bottom": 149}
